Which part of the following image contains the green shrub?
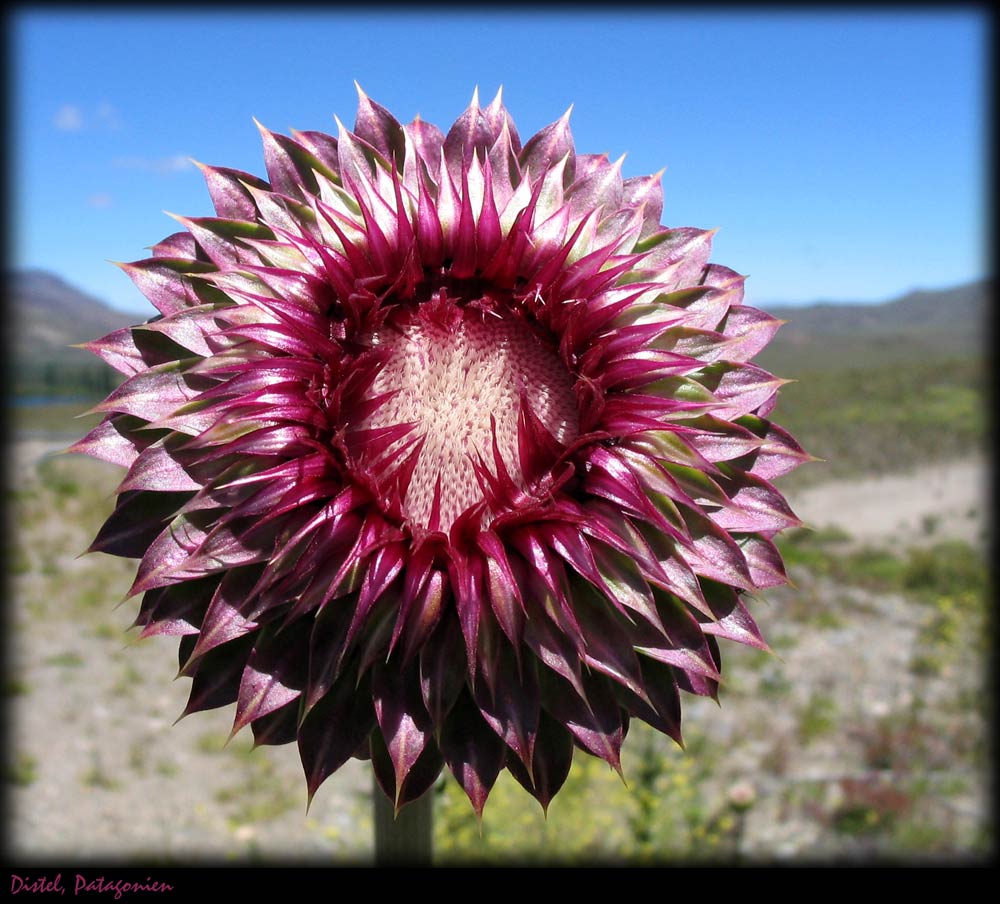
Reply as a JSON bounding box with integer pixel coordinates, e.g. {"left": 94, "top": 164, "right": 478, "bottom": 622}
{"left": 903, "top": 541, "right": 987, "bottom": 600}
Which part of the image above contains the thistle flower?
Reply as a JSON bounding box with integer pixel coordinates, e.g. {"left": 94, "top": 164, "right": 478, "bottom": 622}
{"left": 73, "top": 87, "right": 809, "bottom": 817}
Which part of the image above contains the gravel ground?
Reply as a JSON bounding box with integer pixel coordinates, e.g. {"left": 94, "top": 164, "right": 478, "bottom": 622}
{"left": 4, "top": 441, "right": 990, "bottom": 865}
{"left": 791, "top": 456, "right": 988, "bottom": 548}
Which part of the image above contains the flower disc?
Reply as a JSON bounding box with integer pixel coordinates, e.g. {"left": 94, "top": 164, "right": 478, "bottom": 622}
{"left": 353, "top": 292, "right": 579, "bottom": 531}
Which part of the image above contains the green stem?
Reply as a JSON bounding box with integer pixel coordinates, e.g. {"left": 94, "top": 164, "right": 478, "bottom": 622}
{"left": 373, "top": 777, "right": 433, "bottom": 866}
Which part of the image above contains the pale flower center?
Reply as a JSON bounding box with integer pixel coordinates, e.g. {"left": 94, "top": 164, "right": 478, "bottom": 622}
{"left": 357, "top": 297, "right": 579, "bottom": 530}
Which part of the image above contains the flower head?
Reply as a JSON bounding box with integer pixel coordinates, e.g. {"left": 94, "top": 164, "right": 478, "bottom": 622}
{"left": 74, "top": 87, "right": 809, "bottom": 816}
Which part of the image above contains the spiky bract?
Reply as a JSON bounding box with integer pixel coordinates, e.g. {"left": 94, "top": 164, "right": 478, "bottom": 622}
{"left": 74, "top": 87, "right": 809, "bottom": 816}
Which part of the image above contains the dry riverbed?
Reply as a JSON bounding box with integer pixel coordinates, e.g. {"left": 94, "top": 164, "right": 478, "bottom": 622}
{"left": 791, "top": 456, "right": 988, "bottom": 548}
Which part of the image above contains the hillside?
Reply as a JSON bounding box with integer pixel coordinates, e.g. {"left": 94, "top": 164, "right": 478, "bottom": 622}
{"left": 756, "top": 280, "right": 988, "bottom": 375}
{"left": 7, "top": 270, "right": 141, "bottom": 398}
{"left": 768, "top": 281, "right": 985, "bottom": 335}
{"left": 756, "top": 280, "right": 988, "bottom": 486}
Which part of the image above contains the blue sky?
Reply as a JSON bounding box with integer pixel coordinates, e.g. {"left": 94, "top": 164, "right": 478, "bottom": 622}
{"left": 12, "top": 8, "right": 987, "bottom": 315}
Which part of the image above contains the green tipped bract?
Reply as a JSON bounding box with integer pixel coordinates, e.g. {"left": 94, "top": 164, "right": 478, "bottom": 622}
{"left": 74, "top": 87, "right": 808, "bottom": 816}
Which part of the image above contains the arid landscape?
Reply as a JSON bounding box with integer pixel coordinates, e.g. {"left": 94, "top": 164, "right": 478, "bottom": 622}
{"left": 4, "top": 273, "right": 991, "bottom": 864}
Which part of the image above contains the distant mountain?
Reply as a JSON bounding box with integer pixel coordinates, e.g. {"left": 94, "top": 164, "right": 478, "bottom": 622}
{"left": 7, "top": 269, "right": 142, "bottom": 398}
{"left": 767, "top": 281, "right": 986, "bottom": 337}
{"left": 8, "top": 269, "right": 140, "bottom": 355}
{"left": 756, "top": 280, "right": 988, "bottom": 374}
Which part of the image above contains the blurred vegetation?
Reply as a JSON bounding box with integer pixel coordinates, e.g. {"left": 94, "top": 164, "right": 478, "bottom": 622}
{"left": 764, "top": 356, "right": 986, "bottom": 488}
{"left": 775, "top": 529, "right": 988, "bottom": 603}
{"left": 12, "top": 354, "right": 121, "bottom": 400}
{"left": 10, "top": 401, "right": 105, "bottom": 438}
{"left": 432, "top": 724, "right": 754, "bottom": 864}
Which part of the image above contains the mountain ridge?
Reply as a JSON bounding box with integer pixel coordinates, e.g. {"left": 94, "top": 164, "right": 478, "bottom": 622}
{"left": 765, "top": 280, "right": 986, "bottom": 335}
{"left": 755, "top": 278, "right": 987, "bottom": 375}
{"left": 9, "top": 269, "right": 146, "bottom": 353}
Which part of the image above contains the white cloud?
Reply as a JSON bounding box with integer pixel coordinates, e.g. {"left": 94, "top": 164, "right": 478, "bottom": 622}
{"left": 53, "top": 101, "right": 123, "bottom": 132}
{"left": 96, "top": 101, "right": 122, "bottom": 130}
{"left": 53, "top": 104, "right": 83, "bottom": 131}
{"left": 112, "top": 155, "right": 194, "bottom": 175}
